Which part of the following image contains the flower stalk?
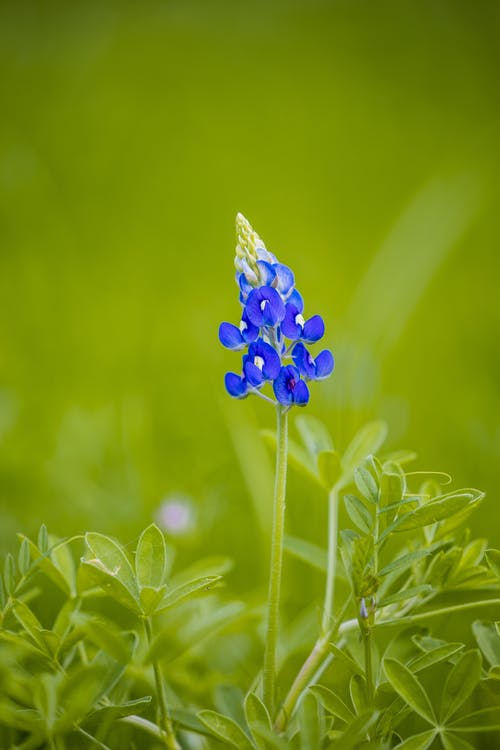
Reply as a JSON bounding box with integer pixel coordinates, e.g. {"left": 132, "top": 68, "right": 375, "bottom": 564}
{"left": 144, "top": 618, "right": 180, "bottom": 750}
{"left": 263, "top": 404, "right": 289, "bottom": 717}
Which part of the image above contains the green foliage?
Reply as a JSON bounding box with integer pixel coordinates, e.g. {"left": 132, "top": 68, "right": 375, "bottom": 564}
{"left": 1, "top": 420, "right": 499, "bottom": 749}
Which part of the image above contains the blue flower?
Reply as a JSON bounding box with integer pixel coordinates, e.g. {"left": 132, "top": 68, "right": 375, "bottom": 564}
{"left": 245, "top": 286, "right": 286, "bottom": 328}
{"left": 219, "top": 313, "right": 259, "bottom": 351}
{"left": 292, "top": 342, "right": 334, "bottom": 380}
{"left": 281, "top": 302, "right": 325, "bottom": 342}
{"left": 243, "top": 339, "right": 281, "bottom": 386}
{"left": 273, "top": 366, "right": 309, "bottom": 406}
{"left": 224, "top": 372, "right": 249, "bottom": 399}
{"left": 221, "top": 214, "right": 334, "bottom": 408}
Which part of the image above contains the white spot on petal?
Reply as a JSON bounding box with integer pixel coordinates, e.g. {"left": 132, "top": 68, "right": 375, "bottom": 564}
{"left": 295, "top": 313, "right": 305, "bottom": 327}
{"left": 254, "top": 355, "right": 265, "bottom": 371}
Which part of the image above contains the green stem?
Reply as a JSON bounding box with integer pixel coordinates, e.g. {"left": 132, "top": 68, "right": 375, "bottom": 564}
{"left": 322, "top": 485, "right": 339, "bottom": 635}
{"left": 274, "top": 634, "right": 330, "bottom": 732}
{"left": 263, "top": 405, "right": 288, "bottom": 717}
{"left": 363, "top": 627, "right": 374, "bottom": 704}
{"left": 144, "top": 618, "right": 181, "bottom": 750}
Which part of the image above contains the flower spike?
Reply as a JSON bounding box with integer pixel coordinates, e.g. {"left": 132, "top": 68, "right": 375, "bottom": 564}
{"left": 220, "top": 213, "right": 334, "bottom": 407}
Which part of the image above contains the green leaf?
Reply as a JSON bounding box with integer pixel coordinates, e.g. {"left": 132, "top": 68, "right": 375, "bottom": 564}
{"left": 344, "top": 495, "right": 373, "bottom": 533}
{"left": 170, "top": 708, "right": 219, "bottom": 737}
{"left": 85, "top": 532, "right": 138, "bottom": 597}
{"left": 300, "top": 691, "right": 320, "bottom": 750}
{"left": 87, "top": 696, "right": 152, "bottom": 724}
{"left": 379, "top": 549, "right": 434, "bottom": 577}
{"left": 244, "top": 692, "right": 272, "bottom": 750}
{"left": 392, "top": 490, "right": 483, "bottom": 532}
{"left": 284, "top": 535, "right": 326, "bottom": 572}
{"left": 349, "top": 673, "right": 367, "bottom": 715}
{"left": 37, "top": 524, "right": 49, "bottom": 554}
{"left": 3, "top": 553, "right": 15, "bottom": 595}
{"left": 449, "top": 706, "right": 500, "bottom": 732}
{"left": 383, "top": 658, "right": 435, "bottom": 724}
{"left": 329, "top": 642, "right": 363, "bottom": 675}
{"left": 380, "top": 466, "right": 405, "bottom": 511}
{"left": 80, "top": 559, "right": 141, "bottom": 614}
{"left": 378, "top": 585, "right": 432, "bottom": 607}
{"left": 309, "top": 684, "right": 354, "bottom": 723}
{"left": 472, "top": 620, "right": 500, "bottom": 667}
{"left": 330, "top": 711, "right": 378, "bottom": 750}
{"left": 140, "top": 585, "right": 167, "bottom": 615}
{"left": 440, "top": 650, "right": 481, "bottom": 722}
{"left": 318, "top": 449, "right": 342, "bottom": 489}
{"left": 80, "top": 616, "right": 137, "bottom": 663}
{"left": 18, "top": 534, "right": 71, "bottom": 595}
{"left": 408, "top": 643, "right": 464, "bottom": 673}
{"left": 295, "top": 415, "right": 333, "bottom": 457}
{"left": 135, "top": 523, "right": 167, "bottom": 590}
{"left": 485, "top": 549, "right": 500, "bottom": 578}
{"left": 18, "top": 538, "right": 30, "bottom": 576}
{"left": 197, "top": 710, "right": 255, "bottom": 750}
{"left": 341, "top": 421, "right": 388, "bottom": 483}
{"left": 441, "top": 735, "right": 475, "bottom": 750}
{"left": 354, "top": 466, "right": 379, "bottom": 505}
{"left": 393, "top": 731, "right": 435, "bottom": 750}
{"left": 155, "top": 575, "right": 221, "bottom": 612}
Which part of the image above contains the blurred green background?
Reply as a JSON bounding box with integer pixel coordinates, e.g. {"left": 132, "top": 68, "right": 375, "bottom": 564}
{"left": 0, "top": 0, "right": 499, "bottom": 581}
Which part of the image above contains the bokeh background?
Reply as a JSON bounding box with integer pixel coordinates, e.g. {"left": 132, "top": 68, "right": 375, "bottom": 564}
{"left": 0, "top": 0, "right": 499, "bottom": 587}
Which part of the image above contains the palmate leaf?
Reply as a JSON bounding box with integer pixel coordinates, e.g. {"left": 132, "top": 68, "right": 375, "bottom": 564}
{"left": 390, "top": 490, "right": 483, "bottom": 533}
{"left": 79, "top": 559, "right": 141, "bottom": 615}
{"left": 472, "top": 620, "right": 500, "bottom": 666}
{"left": 135, "top": 523, "right": 167, "bottom": 590}
{"left": 155, "top": 575, "right": 221, "bottom": 612}
{"left": 85, "top": 696, "right": 152, "bottom": 725}
{"left": 300, "top": 691, "right": 321, "bottom": 750}
{"left": 197, "top": 710, "right": 255, "bottom": 750}
{"left": 17, "top": 535, "right": 72, "bottom": 596}
{"left": 329, "top": 711, "right": 379, "bottom": 750}
{"left": 309, "top": 684, "right": 354, "bottom": 724}
{"left": 344, "top": 495, "right": 373, "bottom": 533}
{"left": 440, "top": 734, "right": 475, "bottom": 750}
{"left": 354, "top": 466, "right": 379, "bottom": 505}
{"left": 409, "top": 643, "right": 464, "bottom": 673}
{"left": 383, "top": 658, "right": 435, "bottom": 724}
{"left": 440, "top": 650, "right": 481, "bottom": 722}
{"left": 244, "top": 692, "right": 273, "bottom": 750}
{"left": 84, "top": 533, "right": 138, "bottom": 596}
{"left": 449, "top": 706, "right": 500, "bottom": 732}
{"left": 378, "top": 585, "right": 433, "bottom": 607}
{"left": 393, "top": 730, "right": 435, "bottom": 750}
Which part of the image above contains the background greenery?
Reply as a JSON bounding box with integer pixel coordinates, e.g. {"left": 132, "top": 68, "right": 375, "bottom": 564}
{"left": 0, "top": 0, "right": 499, "bottom": 591}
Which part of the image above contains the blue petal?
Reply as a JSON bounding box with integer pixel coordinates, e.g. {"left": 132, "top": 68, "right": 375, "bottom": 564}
{"left": 273, "top": 367, "right": 294, "bottom": 405}
{"left": 240, "top": 314, "right": 260, "bottom": 343}
{"left": 262, "top": 346, "right": 281, "bottom": 379}
{"left": 302, "top": 315, "right": 325, "bottom": 343}
{"left": 292, "top": 342, "right": 316, "bottom": 378}
{"left": 225, "top": 373, "right": 248, "bottom": 398}
{"left": 245, "top": 286, "right": 285, "bottom": 327}
{"left": 287, "top": 289, "right": 304, "bottom": 311}
{"left": 244, "top": 361, "right": 264, "bottom": 387}
{"left": 273, "top": 263, "right": 295, "bottom": 295}
{"left": 293, "top": 379, "right": 310, "bottom": 406}
{"left": 315, "top": 350, "right": 334, "bottom": 379}
{"left": 257, "top": 260, "right": 277, "bottom": 286}
{"left": 238, "top": 273, "right": 253, "bottom": 300}
{"left": 281, "top": 304, "right": 301, "bottom": 340}
{"left": 261, "top": 287, "right": 285, "bottom": 326}
{"left": 219, "top": 322, "right": 245, "bottom": 350}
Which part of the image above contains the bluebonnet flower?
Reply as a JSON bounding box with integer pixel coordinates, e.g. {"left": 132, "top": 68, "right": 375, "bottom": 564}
{"left": 219, "top": 213, "right": 334, "bottom": 408}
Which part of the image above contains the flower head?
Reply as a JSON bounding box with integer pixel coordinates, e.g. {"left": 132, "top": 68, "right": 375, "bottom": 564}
{"left": 220, "top": 214, "right": 334, "bottom": 408}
